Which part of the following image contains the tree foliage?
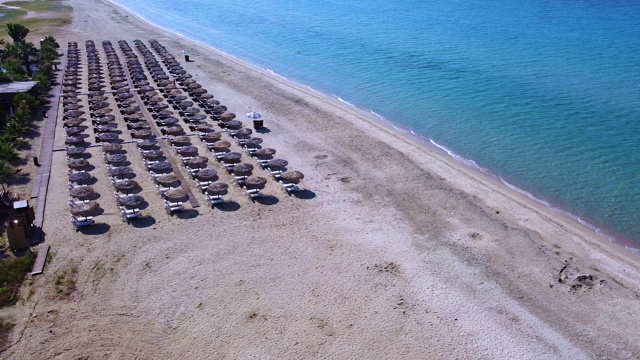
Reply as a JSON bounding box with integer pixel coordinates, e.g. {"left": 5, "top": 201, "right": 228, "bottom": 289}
{"left": 5, "top": 23, "right": 29, "bottom": 43}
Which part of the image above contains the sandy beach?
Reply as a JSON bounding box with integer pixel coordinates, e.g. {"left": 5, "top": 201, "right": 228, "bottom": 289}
{"left": 1, "top": 0, "right": 640, "bottom": 358}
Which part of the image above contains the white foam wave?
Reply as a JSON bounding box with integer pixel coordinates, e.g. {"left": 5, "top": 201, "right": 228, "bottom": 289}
{"left": 336, "top": 97, "right": 355, "bottom": 107}
{"left": 429, "top": 139, "right": 484, "bottom": 170}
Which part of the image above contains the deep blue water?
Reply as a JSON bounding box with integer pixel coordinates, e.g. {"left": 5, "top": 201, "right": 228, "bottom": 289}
{"left": 111, "top": 0, "right": 640, "bottom": 250}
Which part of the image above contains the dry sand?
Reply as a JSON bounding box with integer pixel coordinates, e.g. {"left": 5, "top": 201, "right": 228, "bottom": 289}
{"left": 2, "top": 0, "right": 640, "bottom": 358}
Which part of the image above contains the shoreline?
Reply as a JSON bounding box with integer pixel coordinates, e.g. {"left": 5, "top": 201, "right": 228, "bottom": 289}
{"left": 3, "top": 0, "right": 640, "bottom": 358}
{"left": 108, "top": 0, "right": 639, "bottom": 256}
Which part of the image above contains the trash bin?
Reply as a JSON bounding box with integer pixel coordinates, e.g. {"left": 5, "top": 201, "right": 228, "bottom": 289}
{"left": 253, "top": 120, "right": 263, "bottom": 129}
{"left": 184, "top": 55, "right": 190, "bottom": 62}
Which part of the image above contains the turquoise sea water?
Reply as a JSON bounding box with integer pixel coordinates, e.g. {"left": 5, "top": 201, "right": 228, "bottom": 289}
{"left": 111, "top": 0, "right": 640, "bottom": 251}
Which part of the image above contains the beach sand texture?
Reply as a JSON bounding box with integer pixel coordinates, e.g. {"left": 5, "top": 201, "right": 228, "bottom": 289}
{"left": 2, "top": 0, "right": 640, "bottom": 358}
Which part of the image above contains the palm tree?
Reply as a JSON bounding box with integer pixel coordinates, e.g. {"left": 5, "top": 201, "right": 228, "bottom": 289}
{"left": 0, "top": 160, "right": 16, "bottom": 190}
{"left": 4, "top": 40, "right": 38, "bottom": 75}
{"left": 6, "top": 23, "right": 29, "bottom": 43}
{"left": 0, "top": 141, "right": 20, "bottom": 164}
{"left": 42, "top": 36, "right": 59, "bottom": 49}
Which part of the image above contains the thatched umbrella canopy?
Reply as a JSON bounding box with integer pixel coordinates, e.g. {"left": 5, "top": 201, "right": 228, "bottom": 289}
{"left": 167, "top": 90, "right": 183, "bottom": 98}
{"left": 211, "top": 140, "right": 231, "bottom": 151}
{"left": 133, "top": 129, "right": 153, "bottom": 139}
{"left": 68, "top": 171, "right": 91, "bottom": 183}
{"left": 150, "top": 103, "right": 169, "bottom": 112}
{"left": 65, "top": 136, "right": 84, "bottom": 145}
{"left": 69, "top": 185, "right": 95, "bottom": 199}
{"left": 94, "top": 123, "right": 117, "bottom": 132}
{"left": 118, "top": 92, "right": 134, "bottom": 100}
{"left": 147, "top": 96, "right": 164, "bottom": 104}
{"left": 148, "top": 161, "right": 172, "bottom": 173}
{"left": 92, "top": 115, "right": 116, "bottom": 124}
{"left": 134, "top": 80, "right": 150, "bottom": 87}
{"left": 203, "top": 99, "right": 220, "bottom": 107}
{"left": 155, "top": 174, "right": 180, "bottom": 186}
{"left": 93, "top": 108, "right": 113, "bottom": 116}
{"left": 225, "top": 120, "right": 243, "bottom": 130}
{"left": 280, "top": 171, "right": 304, "bottom": 183}
{"left": 63, "top": 118, "right": 86, "bottom": 127}
{"left": 196, "top": 168, "right": 217, "bottom": 181}
{"left": 66, "top": 146, "right": 86, "bottom": 156}
{"left": 113, "top": 179, "right": 138, "bottom": 194}
{"left": 245, "top": 137, "right": 263, "bottom": 147}
{"left": 206, "top": 182, "right": 229, "bottom": 195}
{"left": 117, "top": 194, "right": 144, "bottom": 208}
{"left": 177, "top": 146, "right": 199, "bottom": 157}
{"left": 63, "top": 96, "right": 81, "bottom": 104}
{"left": 155, "top": 109, "right": 173, "bottom": 118}
{"left": 268, "top": 158, "right": 289, "bottom": 168}
{"left": 195, "top": 123, "right": 214, "bottom": 132}
{"left": 235, "top": 128, "right": 253, "bottom": 138}
{"left": 65, "top": 127, "right": 84, "bottom": 136}
{"left": 102, "top": 143, "right": 123, "bottom": 153}
{"left": 69, "top": 200, "right": 101, "bottom": 217}
{"left": 109, "top": 166, "right": 133, "bottom": 178}
{"left": 255, "top": 148, "right": 276, "bottom": 157}
{"left": 183, "top": 107, "right": 201, "bottom": 115}
{"left": 97, "top": 132, "right": 119, "bottom": 142}
{"left": 222, "top": 152, "right": 242, "bottom": 164}
{"left": 182, "top": 78, "right": 196, "bottom": 85}
{"left": 63, "top": 104, "right": 83, "bottom": 110}
{"left": 105, "top": 153, "right": 127, "bottom": 164}
{"left": 190, "top": 87, "right": 207, "bottom": 95}
{"left": 186, "top": 156, "right": 208, "bottom": 168}
{"left": 64, "top": 110, "right": 85, "bottom": 117}
{"left": 122, "top": 106, "right": 141, "bottom": 115}
{"left": 202, "top": 132, "right": 222, "bottom": 142}
{"left": 244, "top": 176, "right": 267, "bottom": 190}
{"left": 211, "top": 105, "right": 227, "bottom": 114}
{"left": 233, "top": 163, "right": 254, "bottom": 176}
{"left": 158, "top": 117, "right": 179, "bottom": 126}
{"left": 219, "top": 112, "right": 236, "bottom": 121}
{"left": 144, "top": 91, "right": 159, "bottom": 99}
{"left": 90, "top": 101, "right": 109, "bottom": 110}
{"left": 177, "top": 100, "right": 194, "bottom": 109}
{"left": 195, "top": 93, "right": 214, "bottom": 100}
{"left": 88, "top": 95, "right": 108, "bottom": 103}
{"left": 164, "top": 188, "right": 188, "bottom": 202}
{"left": 171, "top": 95, "right": 188, "bottom": 103}
{"left": 139, "top": 85, "right": 155, "bottom": 92}
{"left": 119, "top": 98, "right": 137, "bottom": 106}
{"left": 165, "top": 126, "right": 184, "bottom": 135}
{"left": 171, "top": 135, "right": 190, "bottom": 145}
{"left": 137, "top": 139, "right": 157, "bottom": 149}
{"left": 187, "top": 114, "right": 208, "bottom": 123}
{"left": 142, "top": 149, "right": 164, "bottom": 159}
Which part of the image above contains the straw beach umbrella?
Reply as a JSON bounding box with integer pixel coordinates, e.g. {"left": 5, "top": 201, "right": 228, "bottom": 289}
{"left": 206, "top": 182, "right": 228, "bottom": 195}
{"left": 164, "top": 188, "right": 188, "bottom": 202}
{"left": 118, "top": 194, "right": 145, "bottom": 209}
{"left": 113, "top": 179, "right": 138, "bottom": 194}
{"left": 69, "top": 185, "right": 95, "bottom": 200}
{"left": 196, "top": 168, "right": 217, "bottom": 181}
{"left": 155, "top": 174, "right": 179, "bottom": 187}
{"left": 244, "top": 176, "right": 267, "bottom": 190}
{"left": 281, "top": 171, "right": 304, "bottom": 183}
{"left": 68, "top": 171, "right": 91, "bottom": 184}
{"left": 69, "top": 201, "right": 101, "bottom": 217}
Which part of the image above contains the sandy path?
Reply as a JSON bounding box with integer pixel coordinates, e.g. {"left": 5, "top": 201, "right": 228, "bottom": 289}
{"left": 1, "top": 0, "right": 639, "bottom": 359}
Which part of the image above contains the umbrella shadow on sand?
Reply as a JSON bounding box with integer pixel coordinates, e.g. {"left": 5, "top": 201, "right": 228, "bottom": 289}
{"left": 176, "top": 209, "right": 199, "bottom": 219}
{"left": 77, "top": 223, "right": 111, "bottom": 235}
{"left": 291, "top": 189, "right": 316, "bottom": 200}
{"left": 131, "top": 216, "right": 157, "bottom": 228}
{"left": 214, "top": 201, "right": 240, "bottom": 212}
{"left": 255, "top": 127, "right": 271, "bottom": 134}
{"left": 254, "top": 195, "right": 279, "bottom": 206}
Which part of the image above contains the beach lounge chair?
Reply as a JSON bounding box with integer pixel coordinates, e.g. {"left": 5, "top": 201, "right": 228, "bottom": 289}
{"left": 206, "top": 193, "right": 225, "bottom": 206}
{"left": 244, "top": 187, "right": 263, "bottom": 201}
{"left": 164, "top": 200, "right": 184, "bottom": 215}
{"left": 280, "top": 180, "right": 300, "bottom": 195}
{"left": 235, "top": 175, "right": 247, "bottom": 185}
{"left": 71, "top": 216, "right": 94, "bottom": 230}
{"left": 120, "top": 207, "right": 141, "bottom": 223}
{"left": 196, "top": 180, "right": 211, "bottom": 192}
{"left": 156, "top": 184, "right": 176, "bottom": 194}
{"left": 68, "top": 198, "right": 89, "bottom": 206}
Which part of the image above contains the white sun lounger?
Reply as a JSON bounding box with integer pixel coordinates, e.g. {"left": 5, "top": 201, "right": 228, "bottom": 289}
{"left": 164, "top": 200, "right": 184, "bottom": 215}
{"left": 206, "top": 193, "right": 225, "bottom": 206}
